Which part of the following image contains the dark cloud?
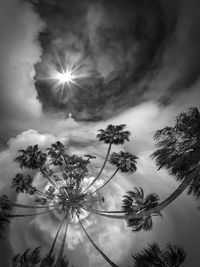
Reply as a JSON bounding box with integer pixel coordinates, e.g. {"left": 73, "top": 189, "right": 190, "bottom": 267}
{"left": 34, "top": 0, "right": 177, "bottom": 121}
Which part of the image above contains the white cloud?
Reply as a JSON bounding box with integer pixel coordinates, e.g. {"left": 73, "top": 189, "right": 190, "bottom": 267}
{"left": 0, "top": 0, "right": 45, "bottom": 137}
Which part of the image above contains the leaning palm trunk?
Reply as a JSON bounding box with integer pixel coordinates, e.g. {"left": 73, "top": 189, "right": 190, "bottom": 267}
{"left": 35, "top": 189, "right": 48, "bottom": 197}
{"left": 84, "top": 143, "right": 112, "bottom": 192}
{"left": 41, "top": 168, "right": 61, "bottom": 192}
{"left": 12, "top": 203, "right": 55, "bottom": 209}
{"left": 48, "top": 217, "right": 65, "bottom": 258}
{"left": 11, "top": 208, "right": 55, "bottom": 218}
{"left": 87, "top": 208, "right": 125, "bottom": 214}
{"left": 55, "top": 214, "right": 70, "bottom": 265}
{"left": 90, "top": 168, "right": 119, "bottom": 195}
{"left": 87, "top": 172, "right": 195, "bottom": 220}
{"left": 78, "top": 216, "right": 119, "bottom": 267}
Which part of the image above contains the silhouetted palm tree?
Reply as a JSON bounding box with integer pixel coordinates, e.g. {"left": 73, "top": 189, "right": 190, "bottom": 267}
{"left": 12, "top": 173, "right": 37, "bottom": 195}
{"left": 12, "top": 247, "right": 41, "bottom": 266}
{"left": 15, "top": 145, "right": 47, "bottom": 170}
{"left": 91, "top": 151, "right": 138, "bottom": 195}
{"left": 12, "top": 246, "right": 72, "bottom": 267}
{"left": 122, "top": 188, "right": 161, "bottom": 231}
{"left": 132, "top": 243, "right": 186, "bottom": 267}
{"left": 84, "top": 124, "right": 131, "bottom": 192}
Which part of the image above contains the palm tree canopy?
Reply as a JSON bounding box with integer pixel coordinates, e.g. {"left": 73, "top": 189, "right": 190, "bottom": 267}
{"left": 12, "top": 173, "right": 37, "bottom": 195}
{"left": 132, "top": 242, "right": 186, "bottom": 267}
{"left": 152, "top": 107, "right": 200, "bottom": 178}
{"left": 109, "top": 151, "right": 137, "bottom": 173}
{"left": 12, "top": 246, "right": 72, "bottom": 267}
{"left": 15, "top": 145, "right": 47, "bottom": 169}
{"left": 97, "top": 124, "right": 131, "bottom": 145}
{"left": 0, "top": 195, "right": 12, "bottom": 212}
{"left": 122, "top": 188, "right": 161, "bottom": 231}
{"left": 151, "top": 107, "right": 200, "bottom": 199}
{"left": 0, "top": 211, "right": 12, "bottom": 239}
{"left": 12, "top": 247, "right": 41, "bottom": 266}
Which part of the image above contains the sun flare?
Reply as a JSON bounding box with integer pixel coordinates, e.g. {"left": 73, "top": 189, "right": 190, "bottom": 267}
{"left": 55, "top": 70, "right": 74, "bottom": 85}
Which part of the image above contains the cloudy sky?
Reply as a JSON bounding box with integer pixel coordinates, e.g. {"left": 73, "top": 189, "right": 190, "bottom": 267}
{"left": 0, "top": 0, "right": 200, "bottom": 266}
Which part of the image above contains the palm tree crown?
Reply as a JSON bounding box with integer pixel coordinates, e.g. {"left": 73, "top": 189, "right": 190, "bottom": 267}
{"left": 132, "top": 242, "right": 186, "bottom": 267}
{"left": 151, "top": 107, "right": 200, "bottom": 199}
{"left": 97, "top": 124, "right": 131, "bottom": 145}
{"left": 122, "top": 188, "right": 161, "bottom": 231}
{"left": 12, "top": 174, "right": 37, "bottom": 195}
{"left": 109, "top": 151, "right": 138, "bottom": 173}
{"left": 15, "top": 145, "right": 47, "bottom": 169}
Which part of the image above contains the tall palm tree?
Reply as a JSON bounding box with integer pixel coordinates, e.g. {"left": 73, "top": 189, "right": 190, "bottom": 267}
{"left": 86, "top": 188, "right": 161, "bottom": 231}
{"left": 91, "top": 151, "right": 137, "bottom": 195}
{"left": 84, "top": 124, "right": 131, "bottom": 192}
{"left": 132, "top": 243, "right": 186, "bottom": 267}
{"left": 78, "top": 216, "right": 119, "bottom": 267}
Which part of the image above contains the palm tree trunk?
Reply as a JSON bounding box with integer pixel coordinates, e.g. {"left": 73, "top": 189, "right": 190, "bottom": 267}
{"left": 48, "top": 217, "right": 65, "bottom": 258}
{"left": 90, "top": 168, "right": 119, "bottom": 195}
{"left": 11, "top": 208, "right": 55, "bottom": 218}
{"left": 83, "top": 143, "right": 112, "bottom": 193}
{"left": 12, "top": 203, "right": 55, "bottom": 209}
{"left": 55, "top": 214, "right": 70, "bottom": 265}
{"left": 86, "top": 173, "right": 194, "bottom": 220}
{"left": 35, "top": 189, "right": 47, "bottom": 197}
{"left": 78, "top": 216, "right": 119, "bottom": 267}
{"left": 87, "top": 208, "right": 125, "bottom": 214}
{"left": 43, "top": 174, "right": 60, "bottom": 192}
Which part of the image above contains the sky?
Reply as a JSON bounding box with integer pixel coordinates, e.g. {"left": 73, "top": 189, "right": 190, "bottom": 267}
{"left": 0, "top": 0, "right": 200, "bottom": 266}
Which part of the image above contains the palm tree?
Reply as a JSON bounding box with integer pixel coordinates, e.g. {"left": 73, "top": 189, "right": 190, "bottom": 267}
{"left": 12, "top": 173, "right": 37, "bottom": 195}
{"left": 110, "top": 151, "right": 138, "bottom": 173}
{"left": 84, "top": 124, "right": 131, "bottom": 192}
{"left": 132, "top": 243, "right": 186, "bottom": 267}
{"left": 86, "top": 188, "right": 161, "bottom": 231}
{"left": 150, "top": 107, "right": 200, "bottom": 207}
{"left": 90, "top": 151, "right": 138, "bottom": 195}
{"left": 0, "top": 195, "right": 54, "bottom": 211}
{"left": 12, "top": 246, "right": 72, "bottom": 267}
{"left": 122, "top": 188, "right": 161, "bottom": 232}
{"left": 12, "top": 247, "right": 41, "bottom": 266}
{"left": 15, "top": 145, "right": 47, "bottom": 170}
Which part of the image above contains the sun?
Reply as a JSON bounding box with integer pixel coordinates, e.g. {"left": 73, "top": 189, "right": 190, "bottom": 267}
{"left": 43, "top": 52, "right": 92, "bottom": 104}
{"left": 55, "top": 70, "right": 74, "bottom": 85}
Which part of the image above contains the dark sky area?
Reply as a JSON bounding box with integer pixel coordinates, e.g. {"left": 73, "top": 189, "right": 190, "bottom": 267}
{"left": 0, "top": 0, "right": 200, "bottom": 266}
